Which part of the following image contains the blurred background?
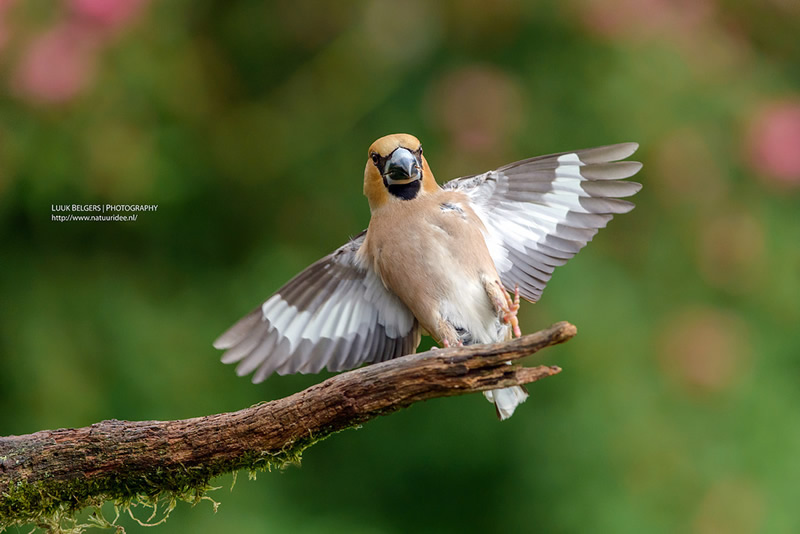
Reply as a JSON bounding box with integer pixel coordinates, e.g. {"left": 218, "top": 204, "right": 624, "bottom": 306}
{"left": 1, "top": 0, "right": 799, "bottom": 532}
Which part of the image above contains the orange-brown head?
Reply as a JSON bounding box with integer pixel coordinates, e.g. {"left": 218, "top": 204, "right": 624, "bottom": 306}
{"left": 364, "top": 133, "right": 440, "bottom": 211}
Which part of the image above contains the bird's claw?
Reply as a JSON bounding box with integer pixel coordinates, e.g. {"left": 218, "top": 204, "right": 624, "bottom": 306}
{"left": 495, "top": 282, "right": 521, "bottom": 338}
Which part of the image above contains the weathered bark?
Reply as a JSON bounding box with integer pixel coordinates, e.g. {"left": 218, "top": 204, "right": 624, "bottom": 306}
{"left": 0, "top": 321, "right": 576, "bottom": 530}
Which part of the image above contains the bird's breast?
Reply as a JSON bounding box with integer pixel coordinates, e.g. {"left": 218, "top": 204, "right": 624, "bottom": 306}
{"left": 365, "top": 192, "right": 504, "bottom": 344}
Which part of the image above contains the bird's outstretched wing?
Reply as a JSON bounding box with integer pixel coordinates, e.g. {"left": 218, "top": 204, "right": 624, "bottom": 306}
{"left": 443, "top": 143, "right": 642, "bottom": 303}
{"left": 214, "top": 231, "right": 420, "bottom": 383}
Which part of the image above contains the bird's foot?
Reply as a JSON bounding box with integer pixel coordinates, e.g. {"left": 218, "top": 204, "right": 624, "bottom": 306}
{"left": 441, "top": 339, "right": 463, "bottom": 349}
{"left": 495, "top": 282, "right": 522, "bottom": 338}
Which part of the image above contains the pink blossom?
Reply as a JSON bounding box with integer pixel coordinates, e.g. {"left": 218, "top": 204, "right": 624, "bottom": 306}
{"left": 746, "top": 99, "right": 800, "bottom": 186}
{"left": 577, "top": 0, "right": 714, "bottom": 40}
{"left": 69, "top": 0, "right": 148, "bottom": 31}
{"left": 12, "top": 23, "right": 97, "bottom": 104}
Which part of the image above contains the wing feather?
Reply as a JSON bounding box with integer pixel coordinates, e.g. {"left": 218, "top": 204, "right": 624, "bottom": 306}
{"left": 214, "top": 232, "right": 419, "bottom": 383}
{"left": 444, "top": 142, "right": 642, "bottom": 302}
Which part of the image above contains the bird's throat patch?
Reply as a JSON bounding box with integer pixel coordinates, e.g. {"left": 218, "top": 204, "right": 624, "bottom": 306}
{"left": 385, "top": 179, "right": 421, "bottom": 200}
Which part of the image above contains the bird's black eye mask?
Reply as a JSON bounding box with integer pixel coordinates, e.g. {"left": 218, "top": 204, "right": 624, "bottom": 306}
{"left": 372, "top": 146, "right": 424, "bottom": 201}
{"left": 370, "top": 146, "right": 423, "bottom": 173}
{"left": 370, "top": 151, "right": 385, "bottom": 168}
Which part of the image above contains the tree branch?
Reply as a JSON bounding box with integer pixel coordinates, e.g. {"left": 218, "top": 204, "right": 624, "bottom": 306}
{"left": 0, "top": 321, "right": 576, "bottom": 530}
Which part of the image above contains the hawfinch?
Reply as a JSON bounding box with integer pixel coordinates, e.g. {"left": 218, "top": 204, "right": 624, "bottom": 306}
{"left": 215, "top": 134, "right": 642, "bottom": 420}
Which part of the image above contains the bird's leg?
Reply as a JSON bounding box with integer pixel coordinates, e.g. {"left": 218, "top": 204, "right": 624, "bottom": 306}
{"left": 436, "top": 317, "right": 463, "bottom": 349}
{"left": 494, "top": 281, "right": 522, "bottom": 338}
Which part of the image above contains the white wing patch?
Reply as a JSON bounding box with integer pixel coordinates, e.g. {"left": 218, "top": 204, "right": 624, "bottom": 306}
{"left": 215, "top": 233, "right": 419, "bottom": 383}
{"left": 444, "top": 143, "right": 642, "bottom": 302}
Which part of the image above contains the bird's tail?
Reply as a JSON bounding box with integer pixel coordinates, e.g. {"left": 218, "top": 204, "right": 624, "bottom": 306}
{"left": 484, "top": 386, "right": 529, "bottom": 421}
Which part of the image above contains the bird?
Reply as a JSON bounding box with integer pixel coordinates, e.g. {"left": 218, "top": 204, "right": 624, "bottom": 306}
{"left": 214, "top": 133, "right": 642, "bottom": 420}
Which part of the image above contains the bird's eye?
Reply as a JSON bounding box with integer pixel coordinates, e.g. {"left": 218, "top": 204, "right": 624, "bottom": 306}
{"left": 418, "top": 146, "right": 423, "bottom": 155}
{"left": 370, "top": 153, "right": 379, "bottom": 165}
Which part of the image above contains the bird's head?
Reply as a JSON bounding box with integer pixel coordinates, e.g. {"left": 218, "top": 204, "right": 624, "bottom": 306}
{"left": 364, "top": 133, "right": 439, "bottom": 210}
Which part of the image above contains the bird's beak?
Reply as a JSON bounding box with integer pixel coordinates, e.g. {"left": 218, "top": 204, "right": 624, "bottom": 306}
{"left": 383, "top": 147, "right": 422, "bottom": 185}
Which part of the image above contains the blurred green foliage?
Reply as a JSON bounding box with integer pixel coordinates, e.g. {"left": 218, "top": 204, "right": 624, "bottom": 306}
{"left": 1, "top": 1, "right": 799, "bottom": 532}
